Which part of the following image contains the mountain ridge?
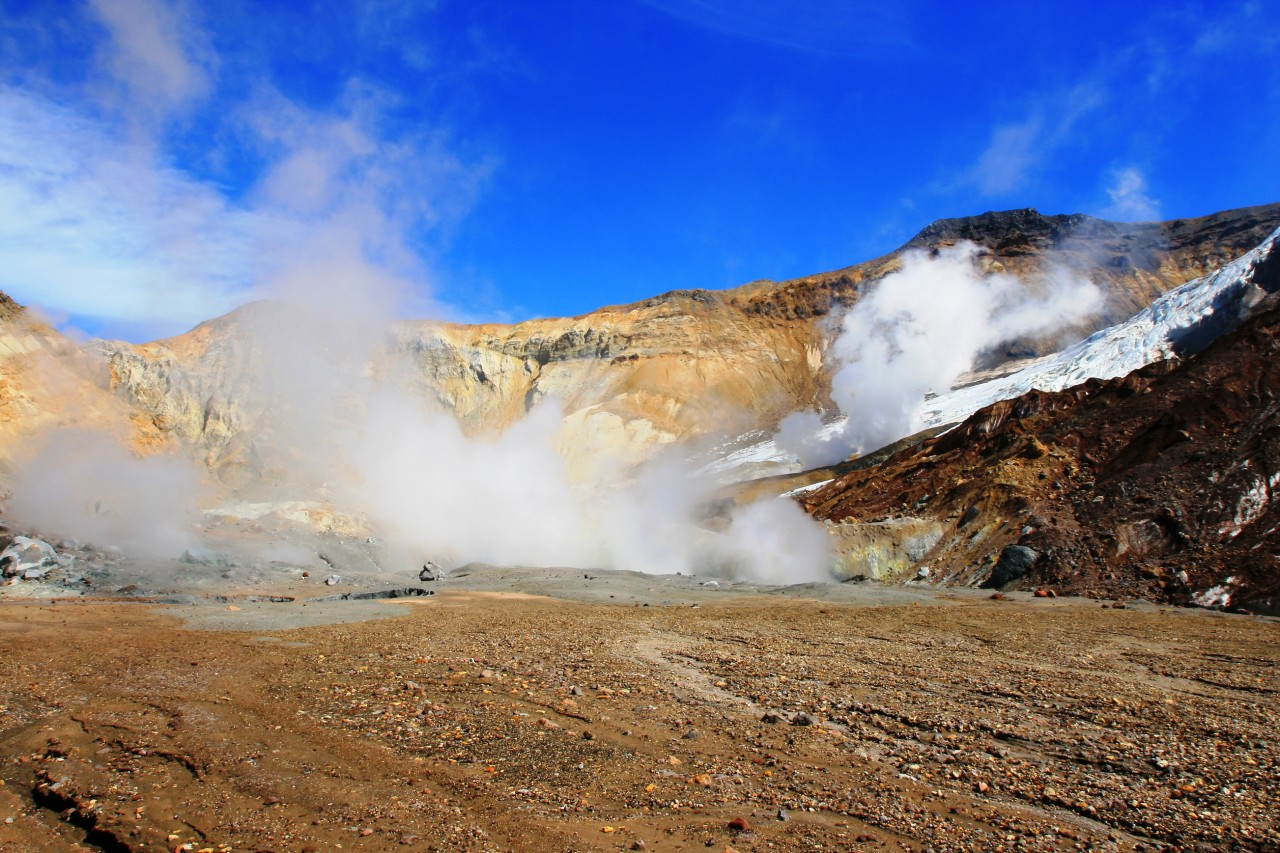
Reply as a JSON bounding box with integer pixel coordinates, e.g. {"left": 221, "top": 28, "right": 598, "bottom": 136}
{"left": 4, "top": 202, "right": 1280, "bottom": 493}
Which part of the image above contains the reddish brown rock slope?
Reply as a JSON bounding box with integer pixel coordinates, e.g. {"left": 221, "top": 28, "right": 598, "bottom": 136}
{"left": 803, "top": 245, "right": 1280, "bottom": 612}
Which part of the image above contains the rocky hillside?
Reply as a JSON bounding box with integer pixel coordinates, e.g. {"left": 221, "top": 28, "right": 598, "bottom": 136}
{"left": 87, "top": 203, "right": 1280, "bottom": 484}
{"left": 0, "top": 304, "right": 165, "bottom": 476}
{"left": 801, "top": 234, "right": 1280, "bottom": 613}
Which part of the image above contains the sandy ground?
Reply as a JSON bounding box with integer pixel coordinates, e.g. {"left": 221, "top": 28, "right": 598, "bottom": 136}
{"left": 0, "top": 572, "right": 1276, "bottom": 852}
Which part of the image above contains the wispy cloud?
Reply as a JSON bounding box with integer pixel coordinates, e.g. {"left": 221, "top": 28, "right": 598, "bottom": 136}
{"left": 969, "top": 118, "right": 1044, "bottom": 197}
{"left": 0, "top": 1, "right": 492, "bottom": 340}
{"left": 954, "top": 1, "right": 1278, "bottom": 213}
{"left": 86, "top": 0, "right": 213, "bottom": 118}
{"left": 1189, "top": 0, "right": 1276, "bottom": 56}
{"left": 1101, "top": 167, "right": 1161, "bottom": 222}
{"left": 636, "top": 0, "right": 913, "bottom": 56}
{"left": 965, "top": 84, "right": 1105, "bottom": 198}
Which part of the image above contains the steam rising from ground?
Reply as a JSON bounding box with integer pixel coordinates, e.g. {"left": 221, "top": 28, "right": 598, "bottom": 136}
{"left": 350, "top": 380, "right": 832, "bottom": 582}
{"left": 777, "top": 242, "right": 1102, "bottom": 467}
{"left": 7, "top": 291, "right": 831, "bottom": 583}
{"left": 8, "top": 429, "right": 201, "bottom": 557}
{"left": 79, "top": 262, "right": 830, "bottom": 582}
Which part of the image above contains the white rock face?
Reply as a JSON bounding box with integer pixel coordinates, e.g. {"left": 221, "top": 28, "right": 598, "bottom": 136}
{"left": 0, "top": 535, "right": 59, "bottom": 578}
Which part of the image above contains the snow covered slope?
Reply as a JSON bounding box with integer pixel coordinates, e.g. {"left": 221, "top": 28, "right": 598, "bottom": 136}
{"left": 922, "top": 225, "right": 1279, "bottom": 428}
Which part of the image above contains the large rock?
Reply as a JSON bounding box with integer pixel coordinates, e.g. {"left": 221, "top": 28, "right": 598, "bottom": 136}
{"left": 0, "top": 536, "right": 58, "bottom": 578}
{"left": 985, "top": 545, "right": 1039, "bottom": 589}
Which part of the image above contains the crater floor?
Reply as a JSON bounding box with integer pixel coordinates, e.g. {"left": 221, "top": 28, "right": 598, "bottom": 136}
{"left": 0, "top": 581, "right": 1275, "bottom": 852}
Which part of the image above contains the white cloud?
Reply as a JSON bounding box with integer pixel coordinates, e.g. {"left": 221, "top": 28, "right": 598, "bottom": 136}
{"left": 1101, "top": 167, "right": 1161, "bottom": 222}
{"left": 86, "top": 0, "right": 212, "bottom": 115}
{"left": 965, "top": 84, "right": 1105, "bottom": 198}
{"left": 0, "top": 87, "right": 257, "bottom": 337}
{"left": 970, "top": 117, "right": 1044, "bottom": 196}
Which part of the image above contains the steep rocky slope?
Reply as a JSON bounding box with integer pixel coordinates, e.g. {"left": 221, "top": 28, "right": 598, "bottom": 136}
{"left": 89, "top": 203, "right": 1280, "bottom": 483}
{"left": 802, "top": 236, "right": 1280, "bottom": 612}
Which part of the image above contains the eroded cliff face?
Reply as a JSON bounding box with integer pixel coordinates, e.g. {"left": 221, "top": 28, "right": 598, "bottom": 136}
{"left": 397, "top": 292, "right": 826, "bottom": 472}
{"left": 70, "top": 203, "right": 1280, "bottom": 485}
{"left": 85, "top": 290, "right": 824, "bottom": 484}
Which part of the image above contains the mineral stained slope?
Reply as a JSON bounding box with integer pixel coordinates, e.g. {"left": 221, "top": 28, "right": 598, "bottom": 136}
{"left": 0, "top": 303, "right": 166, "bottom": 472}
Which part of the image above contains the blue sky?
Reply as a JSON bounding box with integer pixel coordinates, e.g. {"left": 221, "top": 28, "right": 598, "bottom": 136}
{"left": 1, "top": 0, "right": 1277, "bottom": 340}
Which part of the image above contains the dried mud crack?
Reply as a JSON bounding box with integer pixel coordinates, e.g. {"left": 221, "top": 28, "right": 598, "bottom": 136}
{"left": 0, "top": 592, "right": 1275, "bottom": 852}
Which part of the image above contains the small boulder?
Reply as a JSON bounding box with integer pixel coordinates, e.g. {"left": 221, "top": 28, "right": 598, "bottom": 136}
{"left": 181, "top": 546, "right": 230, "bottom": 565}
{"left": 984, "top": 545, "right": 1038, "bottom": 588}
{"left": 0, "top": 536, "right": 59, "bottom": 579}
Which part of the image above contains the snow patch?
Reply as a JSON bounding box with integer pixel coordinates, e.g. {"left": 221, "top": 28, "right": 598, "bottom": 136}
{"left": 1193, "top": 576, "right": 1239, "bottom": 608}
{"left": 1218, "top": 476, "right": 1273, "bottom": 538}
{"left": 782, "top": 479, "right": 833, "bottom": 498}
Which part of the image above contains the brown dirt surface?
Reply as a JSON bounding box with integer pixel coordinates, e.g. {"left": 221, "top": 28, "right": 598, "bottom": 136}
{"left": 0, "top": 592, "right": 1276, "bottom": 852}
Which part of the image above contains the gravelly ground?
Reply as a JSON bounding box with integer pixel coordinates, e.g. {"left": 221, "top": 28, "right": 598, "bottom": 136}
{"left": 0, "top": 580, "right": 1275, "bottom": 852}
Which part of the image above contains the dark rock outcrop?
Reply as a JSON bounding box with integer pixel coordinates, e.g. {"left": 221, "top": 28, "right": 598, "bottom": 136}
{"left": 986, "top": 545, "right": 1038, "bottom": 589}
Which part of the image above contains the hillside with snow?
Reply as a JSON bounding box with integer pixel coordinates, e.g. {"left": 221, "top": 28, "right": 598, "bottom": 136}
{"left": 704, "top": 225, "right": 1280, "bottom": 484}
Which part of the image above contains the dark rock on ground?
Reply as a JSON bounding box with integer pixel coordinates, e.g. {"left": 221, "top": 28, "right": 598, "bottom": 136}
{"left": 986, "top": 545, "right": 1038, "bottom": 589}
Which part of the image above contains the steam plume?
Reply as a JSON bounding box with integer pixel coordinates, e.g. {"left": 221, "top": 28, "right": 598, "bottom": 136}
{"left": 7, "top": 428, "right": 201, "bottom": 556}
{"left": 777, "top": 242, "right": 1102, "bottom": 466}
{"left": 227, "top": 248, "right": 833, "bottom": 584}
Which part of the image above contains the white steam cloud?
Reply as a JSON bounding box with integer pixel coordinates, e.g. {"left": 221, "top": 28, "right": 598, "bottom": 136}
{"left": 4, "top": 266, "right": 834, "bottom": 583}
{"left": 7, "top": 428, "right": 202, "bottom": 557}
{"left": 201, "top": 250, "right": 834, "bottom": 584}
{"left": 777, "top": 242, "right": 1103, "bottom": 467}
{"left": 598, "top": 451, "right": 831, "bottom": 582}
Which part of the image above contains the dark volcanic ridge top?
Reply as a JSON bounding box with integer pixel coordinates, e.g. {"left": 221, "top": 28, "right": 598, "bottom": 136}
{"left": 728, "top": 201, "right": 1280, "bottom": 324}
